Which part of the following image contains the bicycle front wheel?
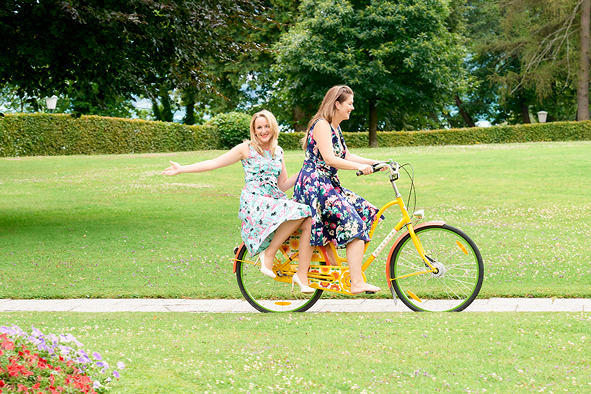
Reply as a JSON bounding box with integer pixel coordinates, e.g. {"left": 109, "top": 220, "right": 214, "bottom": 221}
{"left": 388, "top": 224, "right": 484, "bottom": 312}
{"left": 235, "top": 243, "right": 323, "bottom": 313}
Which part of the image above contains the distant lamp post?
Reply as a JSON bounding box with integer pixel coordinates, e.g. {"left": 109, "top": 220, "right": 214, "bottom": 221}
{"left": 46, "top": 96, "right": 58, "bottom": 112}
{"left": 537, "top": 111, "right": 548, "bottom": 123}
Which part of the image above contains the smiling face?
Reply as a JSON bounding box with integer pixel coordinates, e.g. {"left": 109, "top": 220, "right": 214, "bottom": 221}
{"left": 253, "top": 116, "right": 273, "bottom": 147}
{"left": 335, "top": 94, "right": 354, "bottom": 122}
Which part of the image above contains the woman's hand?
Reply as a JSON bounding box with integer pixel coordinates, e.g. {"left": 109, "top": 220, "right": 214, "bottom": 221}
{"left": 162, "top": 161, "right": 183, "bottom": 176}
{"left": 357, "top": 164, "right": 374, "bottom": 175}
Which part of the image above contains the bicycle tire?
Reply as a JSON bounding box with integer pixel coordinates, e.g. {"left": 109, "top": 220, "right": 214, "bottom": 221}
{"left": 235, "top": 243, "right": 323, "bottom": 313}
{"left": 388, "top": 224, "right": 484, "bottom": 312}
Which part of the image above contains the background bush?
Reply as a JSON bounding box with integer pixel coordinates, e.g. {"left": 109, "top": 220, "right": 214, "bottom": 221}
{"left": 1, "top": 113, "right": 591, "bottom": 157}
{"left": 0, "top": 113, "right": 218, "bottom": 157}
{"left": 210, "top": 112, "right": 251, "bottom": 149}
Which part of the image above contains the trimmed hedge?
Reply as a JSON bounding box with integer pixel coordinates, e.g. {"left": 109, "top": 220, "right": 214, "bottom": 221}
{"left": 272, "top": 121, "right": 591, "bottom": 150}
{"left": 0, "top": 113, "right": 217, "bottom": 157}
{"left": 1, "top": 113, "right": 591, "bottom": 157}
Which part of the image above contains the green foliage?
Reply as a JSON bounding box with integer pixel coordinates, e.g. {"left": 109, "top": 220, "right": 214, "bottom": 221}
{"left": 277, "top": 132, "right": 303, "bottom": 150}
{"left": 0, "top": 0, "right": 265, "bottom": 108}
{"left": 273, "top": 0, "right": 468, "bottom": 132}
{"left": 464, "top": 0, "right": 583, "bottom": 124}
{"left": 0, "top": 113, "right": 218, "bottom": 157}
{"left": 0, "top": 325, "right": 123, "bottom": 393}
{"left": 347, "top": 121, "right": 591, "bottom": 148}
{"left": 280, "top": 121, "right": 591, "bottom": 149}
{"left": 209, "top": 112, "right": 252, "bottom": 149}
{"left": 2, "top": 113, "right": 591, "bottom": 157}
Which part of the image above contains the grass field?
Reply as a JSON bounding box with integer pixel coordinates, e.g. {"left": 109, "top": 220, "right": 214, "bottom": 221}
{"left": 1, "top": 311, "right": 589, "bottom": 393}
{"left": 1, "top": 141, "right": 590, "bottom": 299}
{"left": 1, "top": 141, "right": 590, "bottom": 393}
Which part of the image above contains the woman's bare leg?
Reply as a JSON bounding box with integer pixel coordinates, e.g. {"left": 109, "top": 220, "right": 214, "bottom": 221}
{"left": 295, "top": 218, "right": 313, "bottom": 285}
{"left": 262, "top": 218, "right": 305, "bottom": 270}
{"left": 347, "top": 238, "right": 381, "bottom": 294}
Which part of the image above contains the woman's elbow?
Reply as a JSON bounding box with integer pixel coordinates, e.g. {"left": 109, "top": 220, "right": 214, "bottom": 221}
{"left": 324, "top": 157, "right": 340, "bottom": 167}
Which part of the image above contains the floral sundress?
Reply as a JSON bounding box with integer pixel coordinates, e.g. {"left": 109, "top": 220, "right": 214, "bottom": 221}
{"left": 239, "top": 144, "right": 312, "bottom": 256}
{"left": 293, "top": 121, "right": 382, "bottom": 247}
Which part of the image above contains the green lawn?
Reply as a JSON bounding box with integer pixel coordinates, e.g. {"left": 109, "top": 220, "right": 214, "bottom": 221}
{"left": 1, "top": 141, "right": 590, "bottom": 299}
{"left": 1, "top": 311, "right": 589, "bottom": 393}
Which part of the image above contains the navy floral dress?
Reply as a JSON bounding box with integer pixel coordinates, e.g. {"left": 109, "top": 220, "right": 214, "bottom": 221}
{"left": 293, "top": 121, "right": 382, "bottom": 247}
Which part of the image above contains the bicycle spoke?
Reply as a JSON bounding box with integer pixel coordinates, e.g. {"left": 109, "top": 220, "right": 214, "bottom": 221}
{"left": 389, "top": 224, "right": 483, "bottom": 312}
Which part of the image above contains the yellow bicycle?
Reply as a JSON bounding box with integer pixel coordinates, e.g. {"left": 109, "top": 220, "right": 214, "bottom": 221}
{"left": 232, "top": 160, "right": 484, "bottom": 313}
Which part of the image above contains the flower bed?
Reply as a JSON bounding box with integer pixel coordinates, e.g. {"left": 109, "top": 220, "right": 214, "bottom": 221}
{"left": 0, "top": 325, "right": 124, "bottom": 393}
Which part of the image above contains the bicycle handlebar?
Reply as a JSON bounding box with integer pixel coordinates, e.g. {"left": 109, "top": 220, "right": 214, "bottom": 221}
{"left": 356, "top": 160, "right": 399, "bottom": 177}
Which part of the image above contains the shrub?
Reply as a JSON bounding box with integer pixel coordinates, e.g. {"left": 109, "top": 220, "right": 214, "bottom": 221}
{"left": 1, "top": 113, "right": 591, "bottom": 157}
{"left": 277, "top": 132, "right": 303, "bottom": 151}
{"left": 0, "top": 113, "right": 218, "bottom": 157}
{"left": 209, "top": 112, "right": 251, "bottom": 149}
{"left": 0, "top": 325, "right": 124, "bottom": 393}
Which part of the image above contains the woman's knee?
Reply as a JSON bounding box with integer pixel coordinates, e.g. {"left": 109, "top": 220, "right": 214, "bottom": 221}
{"left": 300, "top": 217, "right": 313, "bottom": 231}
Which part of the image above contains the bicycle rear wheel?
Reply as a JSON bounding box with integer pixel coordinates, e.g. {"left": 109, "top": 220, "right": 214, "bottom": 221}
{"left": 235, "top": 243, "right": 323, "bottom": 313}
{"left": 388, "top": 224, "right": 484, "bottom": 312}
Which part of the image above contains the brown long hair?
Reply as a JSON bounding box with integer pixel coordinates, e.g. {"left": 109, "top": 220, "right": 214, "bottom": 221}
{"left": 302, "top": 85, "right": 354, "bottom": 150}
{"left": 250, "top": 110, "right": 279, "bottom": 157}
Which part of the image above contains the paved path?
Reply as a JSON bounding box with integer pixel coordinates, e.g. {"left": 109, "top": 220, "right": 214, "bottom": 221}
{"left": 1, "top": 298, "right": 590, "bottom": 313}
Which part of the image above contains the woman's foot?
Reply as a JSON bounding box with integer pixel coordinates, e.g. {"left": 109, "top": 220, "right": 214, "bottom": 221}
{"left": 292, "top": 272, "right": 314, "bottom": 294}
{"left": 259, "top": 252, "right": 276, "bottom": 278}
{"left": 350, "top": 282, "right": 381, "bottom": 295}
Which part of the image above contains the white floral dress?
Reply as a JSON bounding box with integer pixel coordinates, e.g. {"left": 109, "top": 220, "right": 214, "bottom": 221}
{"left": 239, "top": 144, "right": 312, "bottom": 256}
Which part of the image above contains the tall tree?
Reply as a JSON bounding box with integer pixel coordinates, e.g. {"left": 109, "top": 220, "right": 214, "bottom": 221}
{"left": 273, "top": 0, "right": 467, "bottom": 146}
{"left": 0, "top": 0, "right": 264, "bottom": 113}
{"left": 477, "top": 0, "right": 589, "bottom": 123}
{"left": 184, "top": 0, "right": 302, "bottom": 122}
{"left": 578, "top": 0, "right": 590, "bottom": 120}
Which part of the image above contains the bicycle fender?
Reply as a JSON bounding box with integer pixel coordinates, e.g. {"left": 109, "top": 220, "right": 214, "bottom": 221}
{"left": 233, "top": 242, "right": 246, "bottom": 273}
{"left": 385, "top": 221, "right": 446, "bottom": 285}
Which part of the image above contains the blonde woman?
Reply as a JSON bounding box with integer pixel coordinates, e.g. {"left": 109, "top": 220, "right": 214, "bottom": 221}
{"left": 293, "top": 86, "right": 383, "bottom": 294}
{"left": 163, "top": 110, "right": 315, "bottom": 293}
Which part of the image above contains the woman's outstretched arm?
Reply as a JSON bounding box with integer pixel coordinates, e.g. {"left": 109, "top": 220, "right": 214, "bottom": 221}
{"left": 162, "top": 142, "right": 250, "bottom": 176}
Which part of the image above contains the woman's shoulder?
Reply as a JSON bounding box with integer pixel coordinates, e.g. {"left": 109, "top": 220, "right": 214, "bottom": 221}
{"left": 314, "top": 118, "right": 329, "bottom": 127}
{"left": 235, "top": 141, "right": 252, "bottom": 158}
{"left": 312, "top": 118, "right": 332, "bottom": 134}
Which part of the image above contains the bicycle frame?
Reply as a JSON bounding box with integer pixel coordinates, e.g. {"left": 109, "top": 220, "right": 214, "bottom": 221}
{"left": 322, "top": 165, "right": 438, "bottom": 277}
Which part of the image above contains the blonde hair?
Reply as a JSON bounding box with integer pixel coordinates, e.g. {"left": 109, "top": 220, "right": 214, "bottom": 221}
{"left": 250, "top": 110, "right": 279, "bottom": 157}
{"left": 302, "top": 85, "right": 354, "bottom": 150}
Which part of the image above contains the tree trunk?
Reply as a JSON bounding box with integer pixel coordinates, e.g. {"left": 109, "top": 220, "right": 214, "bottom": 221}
{"left": 578, "top": 0, "right": 590, "bottom": 121}
{"left": 520, "top": 96, "right": 531, "bottom": 123}
{"left": 453, "top": 95, "right": 476, "bottom": 127}
{"left": 429, "top": 112, "right": 443, "bottom": 128}
{"left": 161, "top": 93, "right": 174, "bottom": 122}
{"left": 292, "top": 105, "right": 308, "bottom": 132}
{"left": 151, "top": 97, "right": 162, "bottom": 121}
{"left": 368, "top": 98, "right": 378, "bottom": 148}
{"left": 183, "top": 90, "right": 196, "bottom": 125}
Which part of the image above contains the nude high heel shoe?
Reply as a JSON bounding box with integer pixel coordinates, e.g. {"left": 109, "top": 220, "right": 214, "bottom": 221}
{"left": 292, "top": 273, "right": 314, "bottom": 294}
{"left": 259, "top": 252, "right": 276, "bottom": 278}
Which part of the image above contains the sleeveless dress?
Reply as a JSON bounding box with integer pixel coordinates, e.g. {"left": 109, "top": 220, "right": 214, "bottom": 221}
{"left": 293, "top": 121, "right": 382, "bottom": 247}
{"left": 239, "top": 144, "right": 312, "bottom": 256}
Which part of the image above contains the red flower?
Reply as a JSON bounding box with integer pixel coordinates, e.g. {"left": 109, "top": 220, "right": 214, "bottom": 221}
{"left": 0, "top": 339, "right": 14, "bottom": 351}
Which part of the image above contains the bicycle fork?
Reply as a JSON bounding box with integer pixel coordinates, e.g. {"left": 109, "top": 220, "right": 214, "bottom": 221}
{"left": 365, "top": 196, "right": 438, "bottom": 276}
